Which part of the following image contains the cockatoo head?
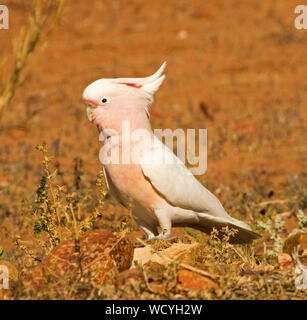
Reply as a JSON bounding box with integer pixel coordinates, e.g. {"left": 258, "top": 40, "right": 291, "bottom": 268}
{"left": 82, "top": 62, "right": 166, "bottom": 125}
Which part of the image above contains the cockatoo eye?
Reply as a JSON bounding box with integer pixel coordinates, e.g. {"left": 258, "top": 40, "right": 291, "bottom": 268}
{"left": 101, "top": 98, "right": 107, "bottom": 103}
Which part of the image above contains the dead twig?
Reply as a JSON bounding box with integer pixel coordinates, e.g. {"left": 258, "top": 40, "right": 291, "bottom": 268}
{"left": 257, "top": 199, "right": 289, "bottom": 207}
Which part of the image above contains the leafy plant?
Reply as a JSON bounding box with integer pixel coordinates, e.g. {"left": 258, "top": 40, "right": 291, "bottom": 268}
{"left": 288, "top": 209, "right": 307, "bottom": 237}
{"left": 256, "top": 208, "right": 285, "bottom": 257}
{"left": 33, "top": 142, "right": 107, "bottom": 247}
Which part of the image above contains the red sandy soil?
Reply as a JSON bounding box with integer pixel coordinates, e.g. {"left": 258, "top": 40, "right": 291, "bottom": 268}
{"left": 0, "top": 0, "right": 306, "bottom": 251}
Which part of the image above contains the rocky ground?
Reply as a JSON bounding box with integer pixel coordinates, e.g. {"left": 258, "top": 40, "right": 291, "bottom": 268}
{"left": 0, "top": 0, "right": 306, "bottom": 299}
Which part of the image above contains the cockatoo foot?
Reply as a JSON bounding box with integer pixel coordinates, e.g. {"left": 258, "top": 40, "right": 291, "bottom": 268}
{"left": 139, "top": 225, "right": 158, "bottom": 240}
{"left": 153, "top": 209, "right": 172, "bottom": 240}
{"left": 152, "top": 229, "right": 171, "bottom": 240}
{"left": 156, "top": 233, "right": 170, "bottom": 240}
{"left": 146, "top": 234, "right": 155, "bottom": 241}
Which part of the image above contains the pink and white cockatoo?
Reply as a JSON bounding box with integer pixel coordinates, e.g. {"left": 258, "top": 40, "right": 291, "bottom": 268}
{"left": 83, "top": 62, "right": 260, "bottom": 244}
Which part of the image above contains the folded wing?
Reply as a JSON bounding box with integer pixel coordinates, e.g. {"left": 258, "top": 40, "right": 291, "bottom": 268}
{"left": 140, "top": 136, "right": 260, "bottom": 243}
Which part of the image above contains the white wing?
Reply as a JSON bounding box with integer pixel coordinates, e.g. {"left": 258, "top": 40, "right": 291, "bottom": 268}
{"left": 140, "top": 136, "right": 260, "bottom": 243}
{"left": 140, "top": 136, "right": 230, "bottom": 219}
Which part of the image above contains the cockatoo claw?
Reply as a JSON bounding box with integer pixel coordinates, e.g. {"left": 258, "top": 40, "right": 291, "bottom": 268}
{"left": 154, "top": 230, "right": 171, "bottom": 240}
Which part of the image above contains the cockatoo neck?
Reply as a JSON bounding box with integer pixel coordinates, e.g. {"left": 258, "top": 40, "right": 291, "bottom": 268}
{"left": 118, "top": 107, "right": 153, "bottom": 138}
{"left": 98, "top": 106, "right": 153, "bottom": 139}
{"left": 100, "top": 107, "right": 154, "bottom": 165}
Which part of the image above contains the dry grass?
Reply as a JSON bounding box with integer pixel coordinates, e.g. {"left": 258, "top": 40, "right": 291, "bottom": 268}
{"left": 32, "top": 142, "right": 106, "bottom": 248}
{"left": 0, "top": 0, "right": 64, "bottom": 120}
{"left": 2, "top": 144, "right": 305, "bottom": 300}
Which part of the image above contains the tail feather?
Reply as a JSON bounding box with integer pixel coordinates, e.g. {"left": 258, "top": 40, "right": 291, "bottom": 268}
{"left": 185, "top": 212, "right": 261, "bottom": 244}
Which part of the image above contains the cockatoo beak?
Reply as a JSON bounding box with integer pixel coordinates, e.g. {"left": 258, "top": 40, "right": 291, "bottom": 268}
{"left": 83, "top": 99, "right": 98, "bottom": 121}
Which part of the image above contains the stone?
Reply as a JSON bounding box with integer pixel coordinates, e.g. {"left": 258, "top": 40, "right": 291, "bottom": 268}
{"left": 278, "top": 253, "right": 293, "bottom": 270}
{"left": 283, "top": 232, "right": 307, "bottom": 265}
{"left": 114, "top": 268, "right": 144, "bottom": 287}
{"left": 177, "top": 269, "right": 219, "bottom": 291}
{"left": 27, "top": 230, "right": 134, "bottom": 290}
{"left": 132, "top": 243, "right": 197, "bottom": 267}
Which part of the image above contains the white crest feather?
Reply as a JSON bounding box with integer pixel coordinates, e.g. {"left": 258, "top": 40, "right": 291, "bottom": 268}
{"left": 113, "top": 61, "right": 166, "bottom": 94}
{"left": 141, "top": 74, "right": 165, "bottom": 96}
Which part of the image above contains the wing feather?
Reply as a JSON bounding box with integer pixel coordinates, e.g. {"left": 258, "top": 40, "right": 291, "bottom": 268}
{"left": 140, "top": 136, "right": 229, "bottom": 219}
{"left": 140, "top": 136, "right": 260, "bottom": 242}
